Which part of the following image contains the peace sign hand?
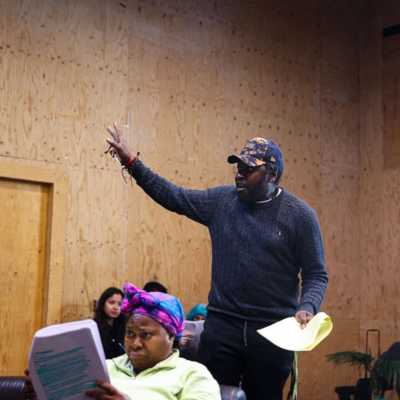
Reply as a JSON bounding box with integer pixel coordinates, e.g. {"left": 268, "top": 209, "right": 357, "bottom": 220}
{"left": 105, "top": 122, "right": 136, "bottom": 166}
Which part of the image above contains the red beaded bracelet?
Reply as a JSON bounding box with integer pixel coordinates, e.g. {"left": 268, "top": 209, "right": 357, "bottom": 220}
{"left": 124, "top": 152, "right": 140, "bottom": 168}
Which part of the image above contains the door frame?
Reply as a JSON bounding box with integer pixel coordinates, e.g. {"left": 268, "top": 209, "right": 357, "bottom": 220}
{"left": 0, "top": 157, "right": 67, "bottom": 325}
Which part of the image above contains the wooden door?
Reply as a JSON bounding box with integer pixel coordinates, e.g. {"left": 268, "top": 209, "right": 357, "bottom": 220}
{"left": 0, "top": 178, "right": 50, "bottom": 375}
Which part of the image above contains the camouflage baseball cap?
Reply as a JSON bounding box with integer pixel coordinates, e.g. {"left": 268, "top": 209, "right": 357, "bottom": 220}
{"left": 227, "top": 137, "right": 284, "bottom": 179}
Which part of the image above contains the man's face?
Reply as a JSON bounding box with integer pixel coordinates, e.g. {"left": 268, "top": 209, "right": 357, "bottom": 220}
{"left": 124, "top": 314, "right": 174, "bottom": 373}
{"left": 235, "top": 161, "right": 273, "bottom": 202}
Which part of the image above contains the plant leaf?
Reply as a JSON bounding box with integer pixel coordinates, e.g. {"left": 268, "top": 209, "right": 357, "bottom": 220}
{"left": 326, "top": 351, "right": 374, "bottom": 371}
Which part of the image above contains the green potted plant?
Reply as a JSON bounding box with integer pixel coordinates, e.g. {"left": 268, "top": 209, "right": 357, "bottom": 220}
{"left": 327, "top": 345, "right": 400, "bottom": 400}
{"left": 326, "top": 351, "right": 373, "bottom": 400}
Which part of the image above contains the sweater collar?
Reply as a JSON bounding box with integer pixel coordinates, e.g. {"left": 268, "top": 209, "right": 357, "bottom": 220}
{"left": 111, "top": 349, "right": 180, "bottom": 377}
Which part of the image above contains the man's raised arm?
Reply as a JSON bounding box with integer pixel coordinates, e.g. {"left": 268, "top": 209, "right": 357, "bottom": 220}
{"left": 105, "top": 123, "right": 223, "bottom": 226}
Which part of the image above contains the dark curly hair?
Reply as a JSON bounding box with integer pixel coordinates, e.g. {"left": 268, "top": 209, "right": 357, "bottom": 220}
{"left": 94, "top": 287, "right": 125, "bottom": 327}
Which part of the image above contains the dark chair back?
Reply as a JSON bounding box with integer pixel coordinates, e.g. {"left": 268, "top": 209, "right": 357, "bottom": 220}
{"left": 0, "top": 376, "right": 27, "bottom": 400}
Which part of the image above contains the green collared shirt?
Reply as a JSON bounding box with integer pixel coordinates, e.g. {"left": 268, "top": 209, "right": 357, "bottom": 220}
{"left": 106, "top": 350, "right": 221, "bottom": 400}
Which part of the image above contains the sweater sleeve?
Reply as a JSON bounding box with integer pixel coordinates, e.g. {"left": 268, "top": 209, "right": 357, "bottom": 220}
{"left": 295, "top": 206, "right": 328, "bottom": 314}
{"left": 129, "top": 160, "right": 221, "bottom": 226}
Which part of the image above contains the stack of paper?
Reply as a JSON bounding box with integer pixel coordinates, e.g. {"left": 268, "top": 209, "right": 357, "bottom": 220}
{"left": 29, "top": 319, "right": 110, "bottom": 400}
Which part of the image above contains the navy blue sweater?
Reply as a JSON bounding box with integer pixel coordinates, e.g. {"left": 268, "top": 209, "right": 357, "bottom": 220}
{"left": 130, "top": 160, "right": 328, "bottom": 322}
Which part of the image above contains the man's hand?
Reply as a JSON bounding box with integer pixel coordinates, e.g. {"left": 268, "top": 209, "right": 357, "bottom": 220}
{"left": 86, "top": 380, "right": 127, "bottom": 400}
{"left": 294, "top": 310, "right": 314, "bottom": 329}
{"left": 106, "top": 122, "right": 135, "bottom": 166}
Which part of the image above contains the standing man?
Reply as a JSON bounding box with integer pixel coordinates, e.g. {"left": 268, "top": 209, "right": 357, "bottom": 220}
{"left": 106, "top": 125, "right": 328, "bottom": 400}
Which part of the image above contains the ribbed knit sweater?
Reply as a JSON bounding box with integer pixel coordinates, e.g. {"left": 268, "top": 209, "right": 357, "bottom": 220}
{"left": 130, "top": 160, "right": 328, "bottom": 322}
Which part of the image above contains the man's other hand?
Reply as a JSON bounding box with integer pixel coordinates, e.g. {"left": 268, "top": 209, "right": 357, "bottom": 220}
{"left": 294, "top": 310, "right": 313, "bottom": 329}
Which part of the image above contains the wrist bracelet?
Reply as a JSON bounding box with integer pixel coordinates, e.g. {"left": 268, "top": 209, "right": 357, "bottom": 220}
{"left": 124, "top": 152, "right": 140, "bottom": 168}
{"left": 125, "top": 156, "right": 135, "bottom": 168}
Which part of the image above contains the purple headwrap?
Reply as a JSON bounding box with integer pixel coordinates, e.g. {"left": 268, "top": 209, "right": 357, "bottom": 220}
{"left": 121, "top": 282, "right": 185, "bottom": 339}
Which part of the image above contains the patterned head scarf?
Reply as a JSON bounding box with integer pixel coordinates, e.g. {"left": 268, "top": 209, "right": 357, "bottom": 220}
{"left": 121, "top": 282, "right": 185, "bottom": 339}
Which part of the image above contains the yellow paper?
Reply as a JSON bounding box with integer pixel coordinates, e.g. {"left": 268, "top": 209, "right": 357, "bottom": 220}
{"left": 257, "top": 312, "right": 333, "bottom": 351}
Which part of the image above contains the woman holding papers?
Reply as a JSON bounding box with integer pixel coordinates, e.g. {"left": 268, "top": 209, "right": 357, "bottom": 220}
{"left": 94, "top": 287, "right": 126, "bottom": 359}
{"left": 86, "top": 283, "right": 221, "bottom": 400}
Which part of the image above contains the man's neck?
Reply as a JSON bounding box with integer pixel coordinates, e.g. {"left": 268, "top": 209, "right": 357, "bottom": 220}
{"left": 252, "top": 182, "right": 278, "bottom": 202}
{"left": 256, "top": 187, "right": 281, "bottom": 204}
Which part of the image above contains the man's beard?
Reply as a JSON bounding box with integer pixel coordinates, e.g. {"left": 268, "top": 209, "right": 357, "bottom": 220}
{"left": 236, "top": 180, "right": 276, "bottom": 203}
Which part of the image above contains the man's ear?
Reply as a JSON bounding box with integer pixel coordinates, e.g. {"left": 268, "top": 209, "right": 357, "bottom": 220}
{"left": 266, "top": 164, "right": 277, "bottom": 183}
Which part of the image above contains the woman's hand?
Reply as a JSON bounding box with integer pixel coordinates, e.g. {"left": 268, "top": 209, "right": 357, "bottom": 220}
{"left": 86, "top": 380, "right": 128, "bottom": 400}
{"left": 179, "top": 331, "right": 194, "bottom": 348}
{"left": 105, "top": 122, "right": 136, "bottom": 166}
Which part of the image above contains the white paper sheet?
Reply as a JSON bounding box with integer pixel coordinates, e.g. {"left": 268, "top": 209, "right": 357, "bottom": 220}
{"left": 29, "top": 319, "right": 109, "bottom": 400}
{"left": 257, "top": 312, "right": 333, "bottom": 351}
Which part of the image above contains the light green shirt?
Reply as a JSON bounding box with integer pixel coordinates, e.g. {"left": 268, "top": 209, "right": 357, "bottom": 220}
{"left": 107, "top": 350, "right": 221, "bottom": 400}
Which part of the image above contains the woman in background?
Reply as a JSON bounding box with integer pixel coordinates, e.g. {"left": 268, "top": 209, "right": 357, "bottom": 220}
{"left": 186, "top": 304, "right": 207, "bottom": 321}
{"left": 94, "top": 287, "right": 126, "bottom": 359}
{"left": 143, "top": 280, "right": 168, "bottom": 293}
{"left": 179, "top": 304, "right": 208, "bottom": 360}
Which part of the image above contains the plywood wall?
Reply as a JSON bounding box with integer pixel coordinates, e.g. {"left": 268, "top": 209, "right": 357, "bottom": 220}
{"left": 2, "top": 0, "right": 397, "bottom": 398}
{"left": 359, "top": 0, "right": 400, "bottom": 359}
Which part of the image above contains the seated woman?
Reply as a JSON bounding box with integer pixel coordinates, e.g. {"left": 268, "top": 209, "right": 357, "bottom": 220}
{"left": 143, "top": 280, "right": 168, "bottom": 293}
{"left": 87, "top": 283, "right": 221, "bottom": 400}
{"left": 179, "top": 304, "right": 208, "bottom": 361}
{"left": 186, "top": 304, "right": 207, "bottom": 321}
{"left": 94, "top": 287, "right": 126, "bottom": 359}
